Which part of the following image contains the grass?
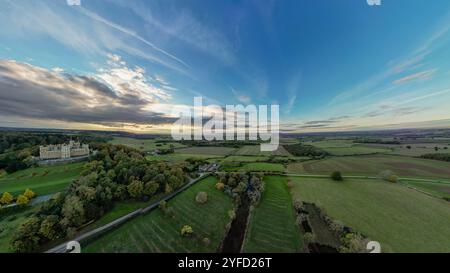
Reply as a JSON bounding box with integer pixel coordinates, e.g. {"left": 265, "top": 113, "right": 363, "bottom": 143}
{"left": 286, "top": 154, "right": 450, "bottom": 180}
{"left": 175, "top": 146, "right": 236, "bottom": 156}
{"left": 109, "top": 137, "right": 185, "bottom": 152}
{"left": 234, "top": 145, "right": 291, "bottom": 156}
{"left": 239, "top": 162, "right": 285, "bottom": 172}
{"left": 83, "top": 176, "right": 233, "bottom": 253}
{"left": 401, "top": 180, "right": 450, "bottom": 199}
{"left": 0, "top": 206, "right": 37, "bottom": 253}
{"left": 0, "top": 162, "right": 83, "bottom": 196}
{"left": 221, "top": 155, "right": 269, "bottom": 162}
{"left": 147, "top": 154, "right": 224, "bottom": 162}
{"left": 304, "top": 140, "right": 392, "bottom": 156}
{"left": 289, "top": 176, "right": 450, "bottom": 252}
{"left": 243, "top": 176, "right": 302, "bottom": 253}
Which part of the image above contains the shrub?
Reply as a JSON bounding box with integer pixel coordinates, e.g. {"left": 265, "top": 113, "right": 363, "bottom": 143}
{"left": 23, "top": 188, "right": 36, "bottom": 200}
{"left": 202, "top": 237, "right": 211, "bottom": 246}
{"left": 228, "top": 209, "right": 236, "bottom": 221}
{"left": 143, "top": 182, "right": 159, "bottom": 197}
{"left": 303, "top": 232, "right": 316, "bottom": 244}
{"left": 0, "top": 192, "right": 14, "bottom": 205}
{"left": 195, "top": 192, "right": 208, "bottom": 204}
{"left": 387, "top": 175, "right": 398, "bottom": 183}
{"left": 159, "top": 200, "right": 167, "bottom": 212}
{"left": 331, "top": 171, "right": 343, "bottom": 181}
{"left": 287, "top": 180, "right": 294, "bottom": 188}
{"left": 16, "top": 195, "right": 29, "bottom": 206}
{"left": 215, "top": 182, "right": 225, "bottom": 191}
{"left": 181, "top": 225, "right": 194, "bottom": 236}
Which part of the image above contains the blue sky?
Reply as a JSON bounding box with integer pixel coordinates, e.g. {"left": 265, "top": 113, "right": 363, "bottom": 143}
{"left": 0, "top": 0, "right": 450, "bottom": 133}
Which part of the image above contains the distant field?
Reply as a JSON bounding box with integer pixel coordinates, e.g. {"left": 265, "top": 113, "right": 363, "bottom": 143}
{"left": 286, "top": 155, "right": 450, "bottom": 180}
{"left": 147, "top": 154, "right": 224, "bottom": 162}
{"left": 239, "top": 163, "right": 285, "bottom": 172}
{"left": 304, "top": 140, "right": 392, "bottom": 156}
{"left": 83, "top": 177, "right": 233, "bottom": 253}
{"left": 243, "top": 176, "right": 302, "bottom": 252}
{"left": 289, "top": 177, "right": 450, "bottom": 252}
{"left": 389, "top": 143, "right": 449, "bottom": 157}
{"left": 0, "top": 207, "right": 37, "bottom": 253}
{"left": 109, "top": 137, "right": 185, "bottom": 151}
{"left": 234, "top": 145, "right": 291, "bottom": 156}
{"left": 175, "top": 146, "right": 236, "bottom": 156}
{"left": 401, "top": 180, "right": 450, "bottom": 199}
{"left": 221, "top": 155, "right": 269, "bottom": 163}
{"left": 0, "top": 162, "right": 83, "bottom": 196}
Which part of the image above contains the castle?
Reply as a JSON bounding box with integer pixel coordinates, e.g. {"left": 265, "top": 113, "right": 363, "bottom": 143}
{"left": 39, "top": 140, "right": 90, "bottom": 160}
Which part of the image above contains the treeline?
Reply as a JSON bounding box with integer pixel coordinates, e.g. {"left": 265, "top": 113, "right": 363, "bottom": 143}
{"left": 0, "top": 132, "right": 110, "bottom": 173}
{"left": 9, "top": 143, "right": 190, "bottom": 252}
{"left": 420, "top": 153, "right": 450, "bottom": 162}
{"left": 180, "top": 140, "right": 261, "bottom": 148}
{"left": 353, "top": 138, "right": 400, "bottom": 145}
{"left": 283, "top": 144, "right": 328, "bottom": 157}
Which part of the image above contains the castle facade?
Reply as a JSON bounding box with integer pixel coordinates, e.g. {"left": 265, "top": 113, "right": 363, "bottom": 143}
{"left": 39, "top": 140, "right": 90, "bottom": 160}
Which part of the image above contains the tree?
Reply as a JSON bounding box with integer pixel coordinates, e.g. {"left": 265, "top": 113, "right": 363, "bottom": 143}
{"left": 39, "top": 215, "right": 61, "bottom": 240}
{"left": 16, "top": 194, "right": 29, "bottom": 206}
{"left": 127, "top": 179, "right": 144, "bottom": 198}
{"left": 331, "top": 171, "right": 343, "bottom": 181}
{"left": 23, "top": 188, "right": 36, "bottom": 200}
{"left": 181, "top": 225, "right": 194, "bottom": 236}
{"left": 143, "top": 182, "right": 159, "bottom": 197}
{"left": 0, "top": 192, "right": 14, "bottom": 205}
{"left": 61, "top": 195, "right": 85, "bottom": 227}
{"left": 215, "top": 182, "right": 225, "bottom": 191}
{"left": 10, "top": 217, "right": 41, "bottom": 253}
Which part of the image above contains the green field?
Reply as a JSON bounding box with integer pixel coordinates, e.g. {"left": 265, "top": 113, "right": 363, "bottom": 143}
{"left": 243, "top": 176, "right": 302, "bottom": 252}
{"left": 239, "top": 162, "right": 285, "bottom": 172}
{"left": 109, "top": 137, "right": 185, "bottom": 151}
{"left": 289, "top": 176, "right": 450, "bottom": 252}
{"left": 147, "top": 154, "right": 224, "bottom": 162}
{"left": 234, "top": 145, "right": 291, "bottom": 156}
{"left": 0, "top": 162, "right": 84, "bottom": 196}
{"left": 401, "top": 180, "right": 450, "bottom": 199}
{"left": 221, "top": 155, "right": 269, "bottom": 163}
{"left": 287, "top": 154, "right": 450, "bottom": 180}
{"left": 83, "top": 176, "right": 233, "bottom": 253}
{"left": 175, "top": 146, "right": 236, "bottom": 156}
{"left": 304, "top": 140, "right": 392, "bottom": 156}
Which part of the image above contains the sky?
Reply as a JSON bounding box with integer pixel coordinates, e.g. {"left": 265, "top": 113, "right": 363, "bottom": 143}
{"left": 0, "top": 0, "right": 450, "bottom": 133}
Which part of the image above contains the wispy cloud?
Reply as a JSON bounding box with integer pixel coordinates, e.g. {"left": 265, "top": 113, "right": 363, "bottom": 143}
{"left": 393, "top": 69, "right": 437, "bottom": 84}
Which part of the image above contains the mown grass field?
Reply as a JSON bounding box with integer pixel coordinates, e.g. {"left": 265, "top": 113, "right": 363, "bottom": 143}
{"left": 175, "top": 146, "right": 236, "bottom": 156}
{"left": 83, "top": 176, "right": 233, "bottom": 253}
{"left": 147, "top": 154, "right": 224, "bottom": 162}
{"left": 289, "top": 176, "right": 450, "bottom": 252}
{"left": 286, "top": 154, "right": 450, "bottom": 180}
{"left": 0, "top": 207, "right": 37, "bottom": 252}
{"left": 234, "top": 145, "right": 291, "bottom": 156}
{"left": 401, "top": 180, "right": 450, "bottom": 199}
{"left": 221, "top": 155, "right": 269, "bottom": 162}
{"left": 0, "top": 162, "right": 83, "bottom": 196}
{"left": 304, "top": 140, "right": 392, "bottom": 156}
{"left": 239, "top": 162, "right": 285, "bottom": 172}
{"left": 243, "top": 176, "right": 302, "bottom": 252}
{"left": 109, "top": 137, "right": 185, "bottom": 151}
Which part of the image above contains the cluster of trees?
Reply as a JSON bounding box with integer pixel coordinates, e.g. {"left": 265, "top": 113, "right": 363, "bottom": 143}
{"left": 421, "top": 153, "right": 450, "bottom": 162}
{"left": 0, "top": 132, "right": 110, "bottom": 174}
{"left": 9, "top": 143, "right": 189, "bottom": 252}
{"left": 0, "top": 188, "right": 36, "bottom": 208}
{"left": 283, "top": 144, "right": 328, "bottom": 157}
{"left": 216, "top": 172, "right": 264, "bottom": 204}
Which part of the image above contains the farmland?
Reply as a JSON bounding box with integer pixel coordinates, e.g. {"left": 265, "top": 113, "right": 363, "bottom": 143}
{"left": 83, "top": 176, "right": 233, "bottom": 253}
{"left": 289, "top": 176, "right": 450, "bottom": 252}
{"left": 239, "top": 162, "right": 285, "bottom": 172}
{"left": 147, "top": 154, "right": 224, "bottom": 162}
{"left": 175, "top": 146, "right": 236, "bottom": 156}
{"left": 234, "top": 145, "right": 291, "bottom": 156}
{"left": 109, "top": 137, "right": 186, "bottom": 152}
{"left": 286, "top": 154, "right": 450, "bottom": 180}
{"left": 303, "top": 140, "right": 392, "bottom": 156}
{"left": 0, "top": 162, "right": 84, "bottom": 196}
{"left": 243, "top": 176, "right": 302, "bottom": 252}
